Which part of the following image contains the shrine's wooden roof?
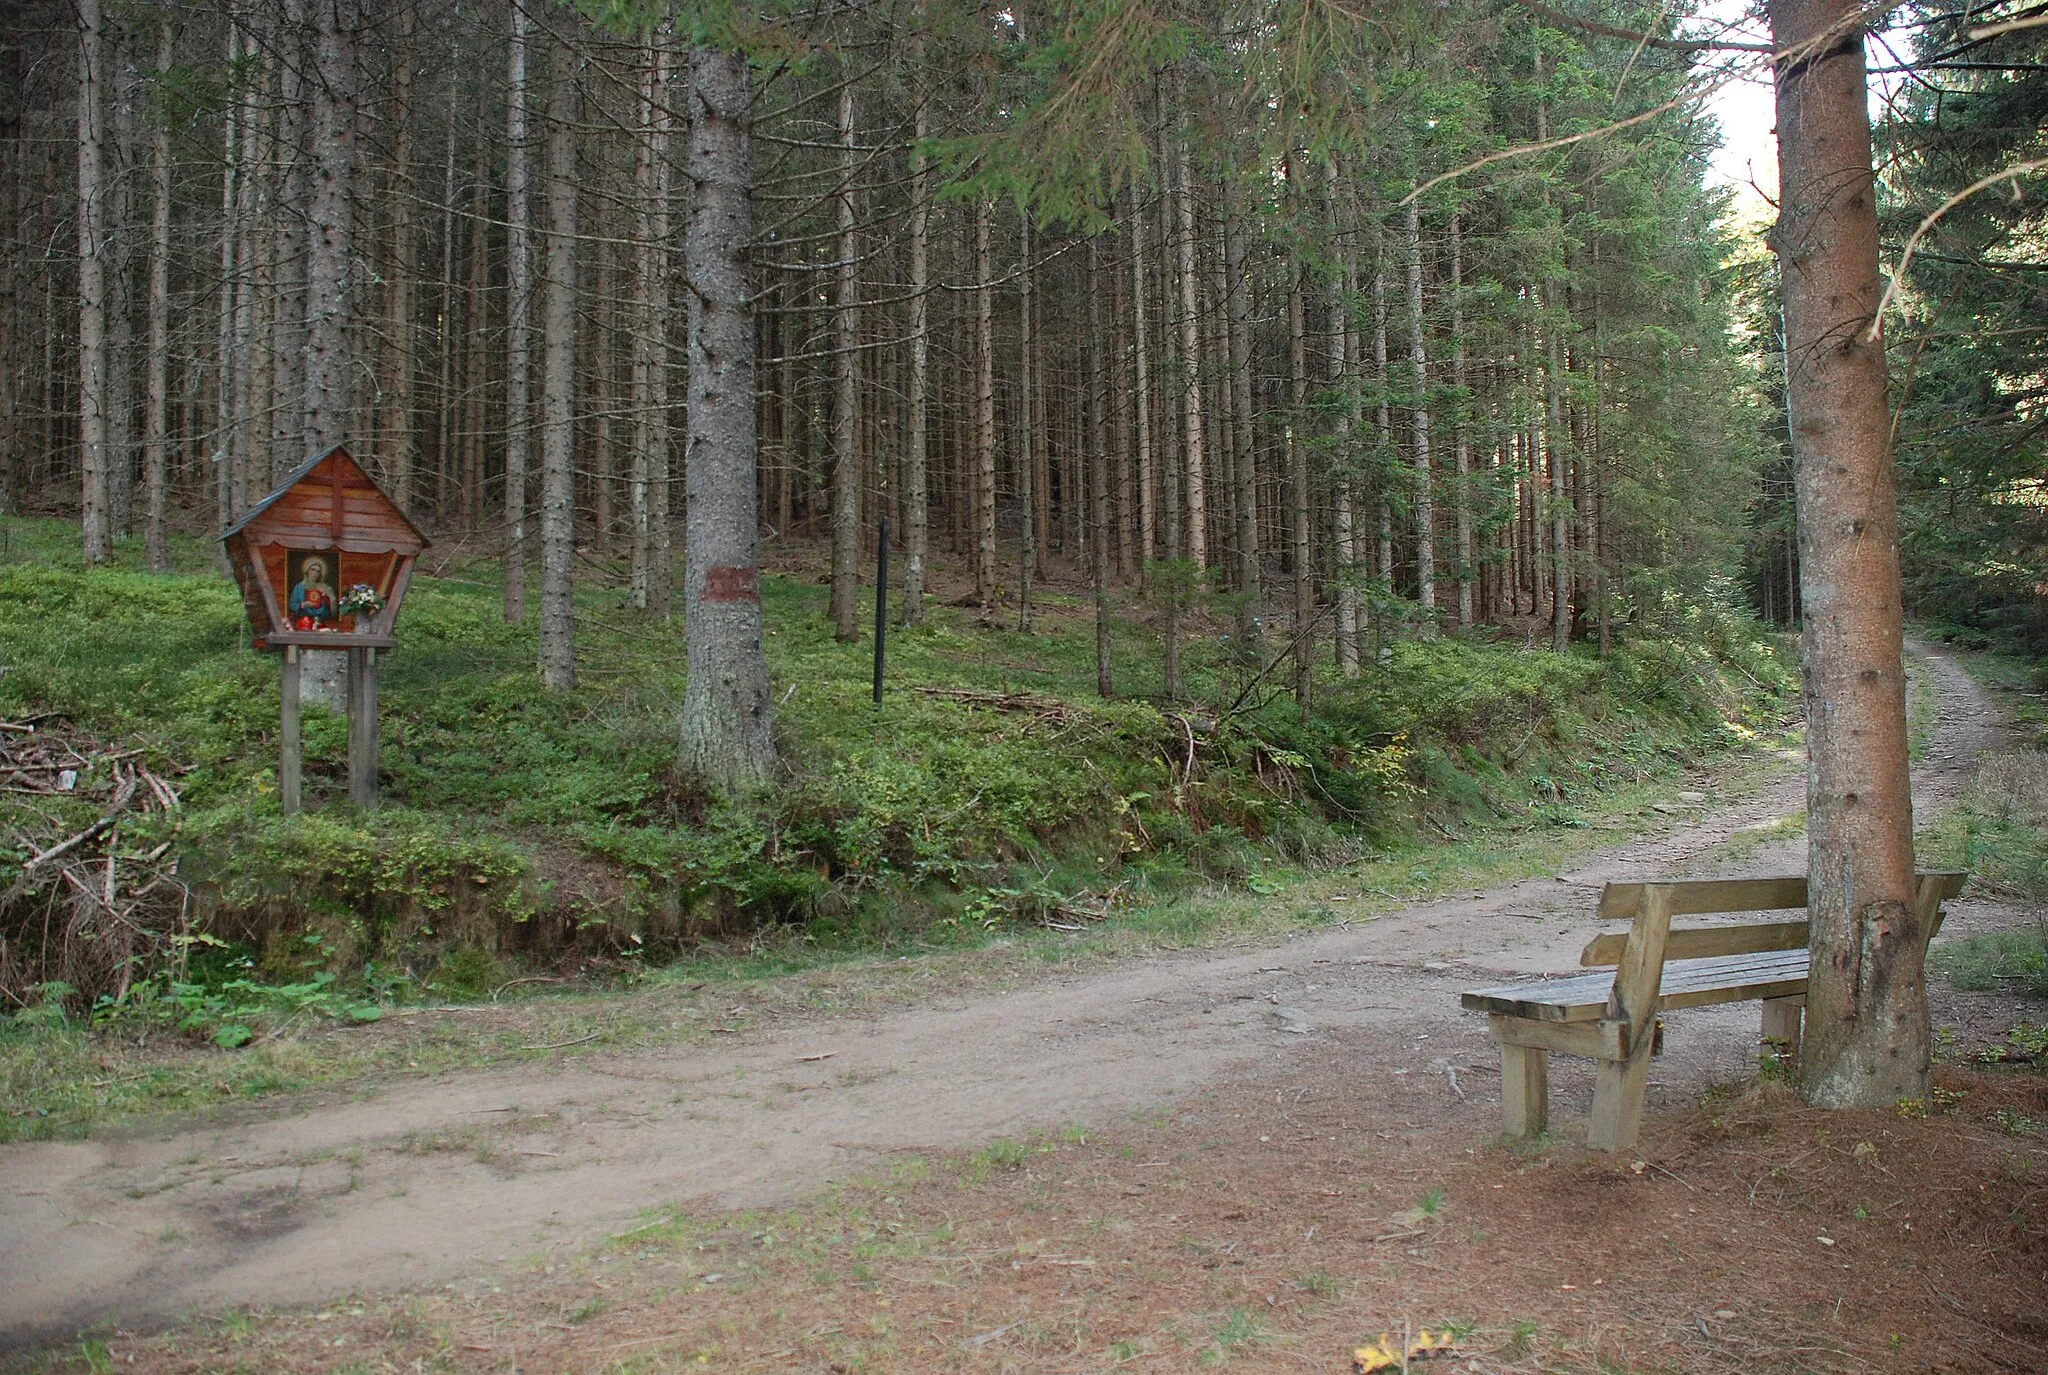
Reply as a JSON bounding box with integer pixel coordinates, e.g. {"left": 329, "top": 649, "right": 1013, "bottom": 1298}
{"left": 222, "top": 445, "right": 426, "bottom": 555}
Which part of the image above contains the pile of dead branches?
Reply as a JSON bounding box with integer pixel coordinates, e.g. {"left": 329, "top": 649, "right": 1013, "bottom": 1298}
{"left": 1038, "top": 883, "right": 1131, "bottom": 932}
{"left": 1, "top": 714, "right": 189, "bottom": 1011}
{"left": 914, "top": 686, "right": 1095, "bottom": 729}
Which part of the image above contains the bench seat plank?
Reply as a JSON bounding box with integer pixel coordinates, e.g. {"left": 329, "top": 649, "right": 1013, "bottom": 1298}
{"left": 1460, "top": 949, "right": 1810, "bottom": 1022}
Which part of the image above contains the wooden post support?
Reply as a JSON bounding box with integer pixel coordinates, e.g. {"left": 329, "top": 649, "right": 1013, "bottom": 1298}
{"left": 280, "top": 646, "right": 302, "bottom": 815}
{"left": 1588, "top": 882, "right": 1674, "bottom": 1151}
{"left": 347, "top": 646, "right": 379, "bottom": 809}
{"left": 1762, "top": 996, "right": 1803, "bottom": 1061}
{"left": 1500, "top": 1042, "right": 1549, "bottom": 1138}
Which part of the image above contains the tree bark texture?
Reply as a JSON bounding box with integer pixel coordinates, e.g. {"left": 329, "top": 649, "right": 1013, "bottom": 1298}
{"left": 1769, "top": 0, "right": 1925, "bottom": 1108}
{"left": 901, "top": 81, "right": 930, "bottom": 626}
{"left": 972, "top": 197, "right": 998, "bottom": 608}
{"left": 829, "top": 83, "right": 862, "bottom": 639}
{"left": 303, "top": 0, "right": 358, "bottom": 455}
{"left": 1405, "top": 196, "right": 1435, "bottom": 618}
{"left": 538, "top": 39, "right": 579, "bottom": 690}
{"left": 679, "top": 45, "right": 777, "bottom": 793}
{"left": 76, "top": 0, "right": 110, "bottom": 563}
{"left": 503, "top": 1, "right": 533, "bottom": 622}
{"left": 142, "top": 19, "right": 172, "bottom": 571}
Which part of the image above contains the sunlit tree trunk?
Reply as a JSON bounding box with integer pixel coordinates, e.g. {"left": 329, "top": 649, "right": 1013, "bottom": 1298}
{"left": 1770, "top": 0, "right": 1925, "bottom": 1108}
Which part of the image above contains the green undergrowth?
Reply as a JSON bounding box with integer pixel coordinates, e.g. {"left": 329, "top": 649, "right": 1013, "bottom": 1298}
{"left": 1, "top": 517, "right": 1795, "bottom": 1130}
{"left": 1922, "top": 642, "right": 2048, "bottom": 1001}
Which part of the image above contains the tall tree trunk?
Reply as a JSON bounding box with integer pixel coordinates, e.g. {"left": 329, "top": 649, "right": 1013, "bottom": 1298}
{"left": 1371, "top": 237, "right": 1393, "bottom": 658}
{"left": 1017, "top": 214, "right": 1036, "bottom": 632}
{"left": 141, "top": 19, "right": 172, "bottom": 571}
{"left": 1769, "top": 0, "right": 1924, "bottom": 1107}
{"left": 1287, "top": 203, "right": 1313, "bottom": 715}
{"left": 503, "top": 1, "right": 533, "bottom": 621}
{"left": 829, "top": 83, "right": 861, "bottom": 639}
{"left": 1173, "top": 130, "right": 1207, "bottom": 570}
{"left": 461, "top": 140, "right": 489, "bottom": 528}
{"left": 106, "top": 30, "right": 137, "bottom": 536}
{"left": 1130, "top": 201, "right": 1154, "bottom": 577}
{"left": 1449, "top": 211, "right": 1473, "bottom": 628}
{"left": 432, "top": 80, "right": 458, "bottom": 524}
{"left": 1328, "top": 164, "right": 1358, "bottom": 678}
{"left": 76, "top": 0, "right": 110, "bottom": 563}
{"left": 303, "top": 0, "right": 358, "bottom": 453}
{"left": 679, "top": 44, "right": 777, "bottom": 791}
{"left": 1544, "top": 290, "right": 1570, "bottom": 650}
{"left": 901, "top": 84, "right": 929, "bottom": 626}
{"left": 538, "top": 38, "right": 578, "bottom": 690}
{"left": 1089, "top": 238, "right": 1113, "bottom": 698}
{"left": 1404, "top": 196, "right": 1435, "bottom": 619}
{"left": 269, "top": 0, "right": 306, "bottom": 482}
{"left": 211, "top": 20, "right": 242, "bottom": 542}
{"left": 971, "top": 196, "right": 998, "bottom": 609}
{"left": 630, "top": 37, "right": 672, "bottom": 615}
{"left": 378, "top": 3, "right": 417, "bottom": 509}
{"left": 1224, "top": 207, "right": 1259, "bottom": 652}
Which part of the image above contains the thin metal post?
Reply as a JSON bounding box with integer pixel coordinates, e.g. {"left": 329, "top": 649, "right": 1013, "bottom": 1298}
{"left": 873, "top": 515, "right": 889, "bottom": 706}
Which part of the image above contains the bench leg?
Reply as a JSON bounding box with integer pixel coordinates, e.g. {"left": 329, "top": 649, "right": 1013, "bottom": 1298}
{"left": 1587, "top": 1043, "right": 1653, "bottom": 1152}
{"left": 1762, "top": 996, "right": 1803, "bottom": 1063}
{"left": 1500, "top": 1042, "right": 1549, "bottom": 1138}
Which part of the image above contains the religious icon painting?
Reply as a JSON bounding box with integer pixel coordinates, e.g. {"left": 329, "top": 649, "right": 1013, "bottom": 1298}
{"left": 286, "top": 548, "right": 342, "bottom": 632}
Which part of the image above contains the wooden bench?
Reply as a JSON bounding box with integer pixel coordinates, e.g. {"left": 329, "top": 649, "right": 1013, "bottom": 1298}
{"left": 1460, "top": 870, "right": 1968, "bottom": 1151}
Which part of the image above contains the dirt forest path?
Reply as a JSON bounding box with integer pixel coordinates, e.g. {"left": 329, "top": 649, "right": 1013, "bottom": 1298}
{"left": 0, "top": 644, "right": 2013, "bottom": 1353}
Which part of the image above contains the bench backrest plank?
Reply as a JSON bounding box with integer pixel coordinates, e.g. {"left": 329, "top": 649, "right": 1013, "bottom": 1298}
{"left": 1581, "top": 919, "right": 1808, "bottom": 968}
{"left": 1597, "top": 871, "right": 1966, "bottom": 921}
{"left": 1580, "top": 871, "right": 1969, "bottom": 968}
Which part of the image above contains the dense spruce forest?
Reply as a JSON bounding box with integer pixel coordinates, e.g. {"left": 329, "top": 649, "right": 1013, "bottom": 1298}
{"left": 5, "top": 0, "right": 1769, "bottom": 652}
{"left": 2, "top": 0, "right": 2039, "bottom": 656}
{"left": 0, "top": 0, "right": 2041, "bottom": 995}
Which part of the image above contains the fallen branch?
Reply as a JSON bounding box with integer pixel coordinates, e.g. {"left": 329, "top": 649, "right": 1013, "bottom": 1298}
{"left": 4, "top": 776, "right": 139, "bottom": 896}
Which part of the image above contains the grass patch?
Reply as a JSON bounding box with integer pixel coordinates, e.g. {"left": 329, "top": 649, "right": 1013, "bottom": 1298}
{"left": 1933, "top": 929, "right": 2048, "bottom": 999}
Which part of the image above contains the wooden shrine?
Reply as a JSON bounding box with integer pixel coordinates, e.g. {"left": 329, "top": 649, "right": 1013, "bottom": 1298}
{"left": 222, "top": 445, "right": 425, "bottom": 814}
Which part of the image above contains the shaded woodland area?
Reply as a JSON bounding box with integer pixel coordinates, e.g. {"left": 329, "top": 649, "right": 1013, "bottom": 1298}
{"left": 3, "top": 0, "right": 1772, "bottom": 677}
{"left": 2, "top": 0, "right": 2042, "bottom": 673}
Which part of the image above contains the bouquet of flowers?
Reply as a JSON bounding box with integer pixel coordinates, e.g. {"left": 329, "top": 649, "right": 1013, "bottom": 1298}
{"left": 337, "top": 583, "right": 385, "bottom": 621}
